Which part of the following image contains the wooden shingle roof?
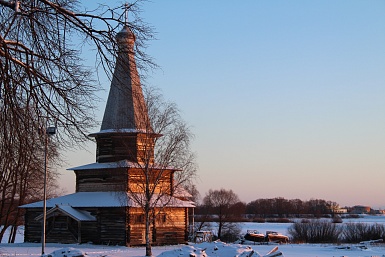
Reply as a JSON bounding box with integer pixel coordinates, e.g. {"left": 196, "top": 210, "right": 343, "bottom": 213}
{"left": 92, "top": 26, "right": 150, "bottom": 136}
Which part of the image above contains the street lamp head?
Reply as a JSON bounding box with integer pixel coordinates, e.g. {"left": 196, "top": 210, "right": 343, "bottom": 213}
{"left": 46, "top": 126, "right": 56, "bottom": 135}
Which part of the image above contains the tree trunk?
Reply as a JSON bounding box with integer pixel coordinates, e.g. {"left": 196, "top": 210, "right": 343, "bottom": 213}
{"left": 8, "top": 225, "right": 17, "bottom": 243}
{"left": 145, "top": 205, "right": 152, "bottom": 256}
{"left": 217, "top": 218, "right": 222, "bottom": 240}
{"left": 0, "top": 225, "right": 8, "bottom": 242}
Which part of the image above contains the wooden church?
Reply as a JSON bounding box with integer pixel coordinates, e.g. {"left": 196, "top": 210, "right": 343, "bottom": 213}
{"left": 21, "top": 25, "right": 195, "bottom": 246}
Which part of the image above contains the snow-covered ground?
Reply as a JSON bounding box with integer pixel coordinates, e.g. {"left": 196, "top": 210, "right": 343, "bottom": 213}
{"left": 1, "top": 215, "right": 385, "bottom": 257}
{"left": 1, "top": 241, "right": 385, "bottom": 257}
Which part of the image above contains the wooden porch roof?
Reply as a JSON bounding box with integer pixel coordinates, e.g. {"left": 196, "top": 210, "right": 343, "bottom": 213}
{"left": 34, "top": 204, "right": 96, "bottom": 221}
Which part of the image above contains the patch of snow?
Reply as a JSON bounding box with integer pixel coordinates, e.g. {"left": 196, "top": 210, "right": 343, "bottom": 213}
{"left": 157, "top": 241, "right": 283, "bottom": 257}
{"left": 68, "top": 160, "right": 140, "bottom": 170}
{"left": 44, "top": 247, "right": 85, "bottom": 257}
{"left": 89, "top": 128, "right": 150, "bottom": 136}
{"left": 20, "top": 192, "right": 194, "bottom": 209}
{"left": 67, "top": 160, "right": 178, "bottom": 172}
{"left": 2, "top": 241, "right": 385, "bottom": 257}
{"left": 19, "top": 192, "right": 129, "bottom": 208}
{"left": 3, "top": 218, "right": 385, "bottom": 256}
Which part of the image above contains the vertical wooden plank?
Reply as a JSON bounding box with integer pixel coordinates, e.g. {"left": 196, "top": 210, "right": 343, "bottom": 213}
{"left": 78, "top": 221, "right": 81, "bottom": 243}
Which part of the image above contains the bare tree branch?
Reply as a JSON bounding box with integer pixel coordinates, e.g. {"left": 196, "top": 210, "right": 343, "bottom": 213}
{"left": 0, "top": 0, "right": 156, "bottom": 242}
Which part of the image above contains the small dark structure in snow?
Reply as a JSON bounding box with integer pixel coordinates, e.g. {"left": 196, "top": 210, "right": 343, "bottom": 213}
{"left": 244, "top": 230, "right": 289, "bottom": 244}
{"left": 194, "top": 231, "right": 213, "bottom": 243}
{"left": 244, "top": 230, "right": 266, "bottom": 242}
{"left": 20, "top": 26, "right": 194, "bottom": 246}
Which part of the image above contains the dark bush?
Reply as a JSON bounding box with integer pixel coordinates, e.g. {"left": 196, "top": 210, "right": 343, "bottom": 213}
{"left": 220, "top": 230, "right": 241, "bottom": 243}
{"left": 288, "top": 222, "right": 309, "bottom": 243}
{"left": 289, "top": 220, "right": 385, "bottom": 244}
{"left": 218, "top": 223, "right": 242, "bottom": 243}
{"left": 288, "top": 220, "right": 341, "bottom": 243}
{"left": 342, "top": 223, "right": 385, "bottom": 243}
{"left": 251, "top": 218, "right": 265, "bottom": 223}
{"left": 266, "top": 218, "right": 291, "bottom": 223}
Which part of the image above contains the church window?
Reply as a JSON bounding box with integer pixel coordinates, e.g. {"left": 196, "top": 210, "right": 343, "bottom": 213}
{"left": 132, "top": 214, "right": 144, "bottom": 224}
{"left": 156, "top": 213, "right": 167, "bottom": 224}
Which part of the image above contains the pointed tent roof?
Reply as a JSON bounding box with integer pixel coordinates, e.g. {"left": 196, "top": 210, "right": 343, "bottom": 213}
{"left": 91, "top": 26, "right": 150, "bottom": 136}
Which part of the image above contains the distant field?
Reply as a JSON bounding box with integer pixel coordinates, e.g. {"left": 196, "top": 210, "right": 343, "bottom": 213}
{"left": 2, "top": 214, "right": 385, "bottom": 243}
{"left": 213, "top": 214, "right": 385, "bottom": 237}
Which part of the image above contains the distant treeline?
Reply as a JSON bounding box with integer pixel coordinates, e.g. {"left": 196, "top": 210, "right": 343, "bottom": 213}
{"left": 245, "top": 197, "right": 340, "bottom": 217}
{"left": 196, "top": 197, "right": 341, "bottom": 219}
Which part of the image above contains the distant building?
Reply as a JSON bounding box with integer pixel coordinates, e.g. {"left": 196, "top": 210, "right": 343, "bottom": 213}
{"left": 335, "top": 208, "right": 348, "bottom": 214}
{"left": 350, "top": 205, "right": 371, "bottom": 214}
{"left": 20, "top": 26, "right": 194, "bottom": 246}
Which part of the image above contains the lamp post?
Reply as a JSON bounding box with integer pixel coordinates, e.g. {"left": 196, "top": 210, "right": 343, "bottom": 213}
{"left": 0, "top": 93, "right": 4, "bottom": 111}
{"left": 41, "top": 123, "right": 56, "bottom": 256}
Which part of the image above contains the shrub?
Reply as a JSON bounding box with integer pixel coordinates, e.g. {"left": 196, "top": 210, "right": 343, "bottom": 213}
{"left": 288, "top": 220, "right": 341, "bottom": 243}
{"left": 218, "top": 223, "right": 242, "bottom": 243}
{"left": 288, "top": 222, "right": 309, "bottom": 243}
{"left": 289, "top": 220, "right": 385, "bottom": 244}
{"left": 342, "top": 223, "right": 385, "bottom": 243}
{"left": 220, "top": 230, "right": 241, "bottom": 243}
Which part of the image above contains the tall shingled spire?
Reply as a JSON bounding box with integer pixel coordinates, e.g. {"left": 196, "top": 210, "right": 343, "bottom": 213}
{"left": 100, "top": 26, "right": 149, "bottom": 132}
{"left": 90, "top": 25, "right": 155, "bottom": 163}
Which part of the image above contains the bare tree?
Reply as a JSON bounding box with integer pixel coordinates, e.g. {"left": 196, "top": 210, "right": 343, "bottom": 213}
{"left": 124, "top": 87, "right": 197, "bottom": 256}
{"left": 0, "top": 0, "right": 154, "bottom": 242}
{"left": 327, "top": 201, "right": 340, "bottom": 218}
{"left": 1, "top": 0, "right": 154, "bottom": 145}
{"left": 0, "top": 105, "right": 61, "bottom": 242}
{"left": 184, "top": 184, "right": 201, "bottom": 205}
{"left": 202, "top": 188, "right": 240, "bottom": 241}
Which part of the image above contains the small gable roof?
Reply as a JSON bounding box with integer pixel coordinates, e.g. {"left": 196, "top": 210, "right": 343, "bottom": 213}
{"left": 35, "top": 205, "right": 96, "bottom": 221}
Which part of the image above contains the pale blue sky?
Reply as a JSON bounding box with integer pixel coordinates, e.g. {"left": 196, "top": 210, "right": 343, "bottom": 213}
{"left": 63, "top": 1, "right": 385, "bottom": 208}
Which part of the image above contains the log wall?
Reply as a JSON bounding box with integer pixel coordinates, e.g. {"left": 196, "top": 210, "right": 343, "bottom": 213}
{"left": 76, "top": 169, "right": 127, "bottom": 192}
{"left": 95, "top": 133, "right": 155, "bottom": 163}
{"left": 24, "top": 200, "right": 190, "bottom": 246}
{"left": 98, "top": 207, "right": 127, "bottom": 245}
{"left": 24, "top": 208, "right": 42, "bottom": 243}
{"left": 127, "top": 207, "right": 188, "bottom": 246}
{"left": 24, "top": 207, "right": 127, "bottom": 245}
{"left": 154, "top": 207, "right": 187, "bottom": 245}
{"left": 128, "top": 169, "right": 173, "bottom": 194}
{"left": 127, "top": 207, "right": 147, "bottom": 245}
